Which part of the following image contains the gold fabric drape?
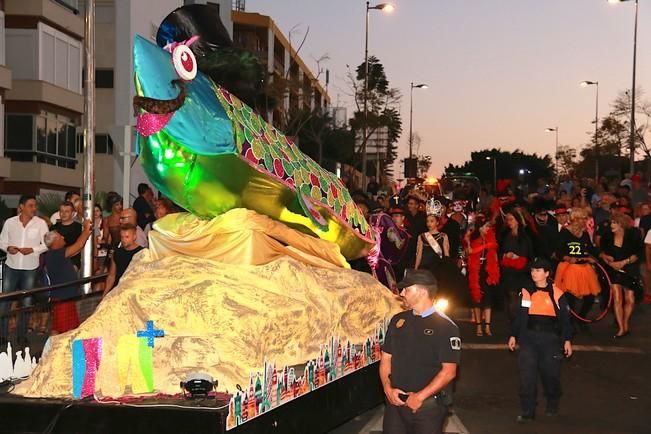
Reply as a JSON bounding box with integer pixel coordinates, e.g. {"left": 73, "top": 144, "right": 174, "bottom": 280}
{"left": 148, "top": 210, "right": 350, "bottom": 269}
{"left": 16, "top": 210, "right": 401, "bottom": 398}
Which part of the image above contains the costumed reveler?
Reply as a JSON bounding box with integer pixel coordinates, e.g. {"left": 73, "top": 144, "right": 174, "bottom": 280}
{"left": 554, "top": 207, "right": 600, "bottom": 323}
{"left": 415, "top": 199, "right": 469, "bottom": 305}
{"left": 404, "top": 193, "right": 427, "bottom": 268}
{"left": 499, "top": 206, "right": 534, "bottom": 323}
{"left": 599, "top": 211, "right": 643, "bottom": 338}
{"left": 389, "top": 207, "right": 410, "bottom": 281}
{"left": 530, "top": 199, "right": 559, "bottom": 264}
{"left": 466, "top": 213, "right": 500, "bottom": 336}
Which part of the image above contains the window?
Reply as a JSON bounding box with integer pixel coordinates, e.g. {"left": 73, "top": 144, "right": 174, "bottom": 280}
{"left": 66, "top": 126, "right": 76, "bottom": 158}
{"left": 38, "top": 23, "right": 82, "bottom": 93}
{"left": 6, "top": 115, "right": 34, "bottom": 161}
{"left": 75, "top": 133, "right": 114, "bottom": 155}
{"left": 82, "top": 68, "right": 114, "bottom": 88}
{"left": 51, "top": 0, "right": 79, "bottom": 14}
{"left": 95, "top": 134, "right": 114, "bottom": 154}
{"left": 96, "top": 69, "right": 114, "bottom": 88}
{"left": 5, "top": 112, "right": 78, "bottom": 168}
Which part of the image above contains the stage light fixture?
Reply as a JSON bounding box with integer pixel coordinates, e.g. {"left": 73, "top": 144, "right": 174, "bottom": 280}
{"left": 180, "top": 372, "right": 218, "bottom": 398}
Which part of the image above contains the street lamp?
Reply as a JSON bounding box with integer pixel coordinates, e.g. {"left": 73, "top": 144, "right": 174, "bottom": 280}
{"left": 362, "top": 2, "right": 393, "bottom": 191}
{"left": 545, "top": 127, "right": 559, "bottom": 179}
{"left": 608, "top": 0, "right": 639, "bottom": 174}
{"left": 82, "top": 0, "right": 96, "bottom": 293}
{"left": 580, "top": 80, "right": 600, "bottom": 180}
{"left": 408, "top": 82, "right": 428, "bottom": 160}
{"left": 485, "top": 156, "right": 496, "bottom": 192}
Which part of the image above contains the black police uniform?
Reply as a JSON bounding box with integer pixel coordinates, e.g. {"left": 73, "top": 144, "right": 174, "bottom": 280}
{"left": 511, "top": 280, "right": 572, "bottom": 420}
{"left": 382, "top": 307, "right": 461, "bottom": 434}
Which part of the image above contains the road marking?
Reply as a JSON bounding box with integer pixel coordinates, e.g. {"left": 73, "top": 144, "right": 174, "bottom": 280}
{"left": 357, "top": 406, "right": 471, "bottom": 434}
{"left": 445, "top": 412, "right": 471, "bottom": 434}
{"left": 462, "top": 343, "right": 643, "bottom": 353}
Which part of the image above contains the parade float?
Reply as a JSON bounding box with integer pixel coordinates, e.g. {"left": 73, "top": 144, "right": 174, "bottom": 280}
{"left": 1, "top": 5, "right": 404, "bottom": 433}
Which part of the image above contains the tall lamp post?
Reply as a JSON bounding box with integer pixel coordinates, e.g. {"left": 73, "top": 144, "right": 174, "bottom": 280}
{"left": 408, "top": 82, "right": 428, "bottom": 160}
{"left": 485, "top": 156, "right": 496, "bottom": 192}
{"left": 580, "top": 80, "right": 599, "bottom": 180}
{"left": 545, "top": 127, "right": 559, "bottom": 180}
{"left": 608, "top": 0, "right": 639, "bottom": 174}
{"left": 82, "top": 0, "right": 96, "bottom": 293}
{"left": 362, "top": 2, "right": 393, "bottom": 191}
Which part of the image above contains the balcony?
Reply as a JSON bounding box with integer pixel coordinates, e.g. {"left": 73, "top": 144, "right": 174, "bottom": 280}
{"left": 5, "top": 0, "right": 84, "bottom": 39}
{"left": 0, "top": 65, "right": 12, "bottom": 90}
{"left": 7, "top": 159, "right": 82, "bottom": 187}
{"left": 7, "top": 80, "right": 84, "bottom": 113}
{"left": 0, "top": 157, "right": 10, "bottom": 179}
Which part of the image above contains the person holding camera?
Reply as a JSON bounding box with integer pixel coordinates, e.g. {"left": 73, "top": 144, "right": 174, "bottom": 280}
{"left": 508, "top": 258, "right": 573, "bottom": 423}
{"left": 380, "top": 269, "right": 461, "bottom": 434}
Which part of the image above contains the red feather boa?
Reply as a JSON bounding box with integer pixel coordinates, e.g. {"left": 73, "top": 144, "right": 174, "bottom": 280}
{"left": 467, "top": 229, "right": 500, "bottom": 304}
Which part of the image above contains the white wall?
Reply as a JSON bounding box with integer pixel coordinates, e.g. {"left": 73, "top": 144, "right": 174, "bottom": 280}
{"left": 0, "top": 95, "right": 4, "bottom": 157}
{"left": 112, "top": 0, "right": 183, "bottom": 201}
{"left": 0, "top": 11, "right": 5, "bottom": 65}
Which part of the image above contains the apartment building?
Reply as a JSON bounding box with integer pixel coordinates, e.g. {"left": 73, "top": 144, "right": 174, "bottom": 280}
{"left": 0, "top": 1, "right": 12, "bottom": 183}
{"left": 0, "top": 0, "right": 329, "bottom": 206}
{"left": 232, "top": 9, "right": 330, "bottom": 128}
{"left": 1, "top": 0, "right": 83, "bottom": 201}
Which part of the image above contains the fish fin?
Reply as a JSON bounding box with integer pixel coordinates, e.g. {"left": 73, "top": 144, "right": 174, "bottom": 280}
{"left": 297, "top": 192, "right": 329, "bottom": 232}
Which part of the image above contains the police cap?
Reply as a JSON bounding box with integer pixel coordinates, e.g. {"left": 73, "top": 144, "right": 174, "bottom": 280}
{"left": 397, "top": 269, "right": 438, "bottom": 291}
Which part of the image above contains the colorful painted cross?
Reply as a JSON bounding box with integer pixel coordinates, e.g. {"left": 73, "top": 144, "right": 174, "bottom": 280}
{"left": 137, "top": 320, "right": 165, "bottom": 348}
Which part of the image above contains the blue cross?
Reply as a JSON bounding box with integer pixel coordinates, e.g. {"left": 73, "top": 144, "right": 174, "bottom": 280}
{"left": 137, "top": 320, "right": 165, "bottom": 348}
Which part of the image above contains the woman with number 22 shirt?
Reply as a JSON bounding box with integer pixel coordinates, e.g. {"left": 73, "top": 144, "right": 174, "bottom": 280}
{"left": 554, "top": 208, "right": 600, "bottom": 320}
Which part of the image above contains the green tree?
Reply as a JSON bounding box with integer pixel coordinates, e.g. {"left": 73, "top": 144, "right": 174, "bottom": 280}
{"left": 417, "top": 155, "right": 432, "bottom": 177}
{"left": 200, "top": 47, "right": 278, "bottom": 114}
{"left": 288, "top": 109, "right": 355, "bottom": 170}
{"left": 575, "top": 115, "right": 629, "bottom": 177}
{"left": 348, "top": 56, "right": 403, "bottom": 177}
{"left": 610, "top": 88, "right": 651, "bottom": 161}
{"left": 556, "top": 145, "right": 577, "bottom": 176}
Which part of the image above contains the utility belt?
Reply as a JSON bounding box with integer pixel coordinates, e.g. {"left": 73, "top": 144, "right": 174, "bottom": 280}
{"left": 398, "top": 390, "right": 453, "bottom": 407}
{"left": 431, "top": 389, "right": 453, "bottom": 406}
{"left": 527, "top": 317, "right": 560, "bottom": 335}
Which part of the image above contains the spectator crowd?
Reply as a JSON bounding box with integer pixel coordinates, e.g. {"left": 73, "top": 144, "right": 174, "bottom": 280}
{"left": 0, "top": 183, "right": 178, "bottom": 338}
{"left": 356, "top": 172, "right": 651, "bottom": 338}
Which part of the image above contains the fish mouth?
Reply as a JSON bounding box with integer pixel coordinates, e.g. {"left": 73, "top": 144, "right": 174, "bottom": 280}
{"left": 133, "top": 79, "right": 187, "bottom": 116}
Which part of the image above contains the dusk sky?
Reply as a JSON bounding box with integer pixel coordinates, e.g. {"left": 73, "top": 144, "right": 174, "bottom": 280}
{"left": 246, "top": 0, "right": 649, "bottom": 177}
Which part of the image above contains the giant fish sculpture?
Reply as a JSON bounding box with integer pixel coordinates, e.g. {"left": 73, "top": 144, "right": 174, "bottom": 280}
{"left": 132, "top": 35, "right": 373, "bottom": 259}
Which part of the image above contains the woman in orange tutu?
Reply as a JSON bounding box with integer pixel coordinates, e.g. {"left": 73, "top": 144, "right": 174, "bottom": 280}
{"left": 554, "top": 208, "right": 600, "bottom": 321}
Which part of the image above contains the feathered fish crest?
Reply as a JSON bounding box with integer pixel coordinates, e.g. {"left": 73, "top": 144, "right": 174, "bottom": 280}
{"left": 163, "top": 35, "right": 200, "bottom": 54}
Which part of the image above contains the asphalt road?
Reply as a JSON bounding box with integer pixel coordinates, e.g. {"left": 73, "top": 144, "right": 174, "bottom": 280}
{"left": 331, "top": 301, "right": 651, "bottom": 434}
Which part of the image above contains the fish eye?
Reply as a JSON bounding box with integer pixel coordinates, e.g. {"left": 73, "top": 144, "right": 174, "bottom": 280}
{"left": 172, "top": 45, "right": 197, "bottom": 81}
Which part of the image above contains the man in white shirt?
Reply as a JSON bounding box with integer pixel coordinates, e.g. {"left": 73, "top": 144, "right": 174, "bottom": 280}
{"left": 0, "top": 195, "right": 49, "bottom": 337}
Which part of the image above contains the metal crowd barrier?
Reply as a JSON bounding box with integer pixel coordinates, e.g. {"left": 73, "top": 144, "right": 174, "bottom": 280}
{"left": 0, "top": 273, "right": 107, "bottom": 357}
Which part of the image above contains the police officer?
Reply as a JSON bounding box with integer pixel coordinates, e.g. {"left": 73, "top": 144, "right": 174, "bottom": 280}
{"left": 380, "top": 269, "right": 461, "bottom": 434}
{"left": 507, "top": 257, "right": 573, "bottom": 423}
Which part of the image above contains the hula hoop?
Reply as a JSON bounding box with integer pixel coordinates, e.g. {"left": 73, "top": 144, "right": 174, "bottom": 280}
{"left": 567, "top": 259, "right": 613, "bottom": 323}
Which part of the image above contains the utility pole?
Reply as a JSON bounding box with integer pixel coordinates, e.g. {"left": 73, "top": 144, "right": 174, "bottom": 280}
{"left": 81, "top": 0, "right": 96, "bottom": 293}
